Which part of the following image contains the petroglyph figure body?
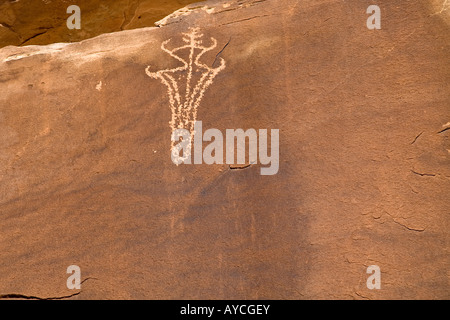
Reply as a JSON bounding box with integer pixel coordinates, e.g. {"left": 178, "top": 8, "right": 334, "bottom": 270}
{"left": 145, "top": 28, "right": 226, "bottom": 162}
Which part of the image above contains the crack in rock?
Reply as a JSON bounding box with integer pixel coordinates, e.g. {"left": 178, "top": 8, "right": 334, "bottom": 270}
{"left": 410, "top": 131, "right": 423, "bottom": 144}
{"left": 0, "top": 291, "right": 81, "bottom": 300}
{"left": 229, "top": 163, "right": 254, "bottom": 170}
{"left": 0, "top": 277, "right": 97, "bottom": 300}
{"left": 411, "top": 169, "right": 436, "bottom": 177}
{"left": 438, "top": 127, "right": 450, "bottom": 134}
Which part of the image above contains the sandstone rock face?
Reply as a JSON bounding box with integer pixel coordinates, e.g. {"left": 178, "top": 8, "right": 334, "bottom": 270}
{"left": 0, "top": 0, "right": 449, "bottom": 299}
{"left": 0, "top": 0, "right": 199, "bottom": 48}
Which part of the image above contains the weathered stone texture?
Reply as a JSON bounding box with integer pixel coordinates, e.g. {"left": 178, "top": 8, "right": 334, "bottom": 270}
{"left": 0, "top": 0, "right": 449, "bottom": 299}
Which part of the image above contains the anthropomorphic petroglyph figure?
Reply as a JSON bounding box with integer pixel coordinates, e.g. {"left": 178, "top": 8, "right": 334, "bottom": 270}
{"left": 145, "top": 28, "right": 226, "bottom": 162}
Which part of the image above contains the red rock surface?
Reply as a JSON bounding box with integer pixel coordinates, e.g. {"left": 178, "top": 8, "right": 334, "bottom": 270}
{"left": 0, "top": 0, "right": 449, "bottom": 299}
{"left": 0, "top": 0, "right": 200, "bottom": 48}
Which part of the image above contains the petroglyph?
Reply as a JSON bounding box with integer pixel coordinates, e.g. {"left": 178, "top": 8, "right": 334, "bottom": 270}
{"left": 145, "top": 28, "right": 226, "bottom": 162}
